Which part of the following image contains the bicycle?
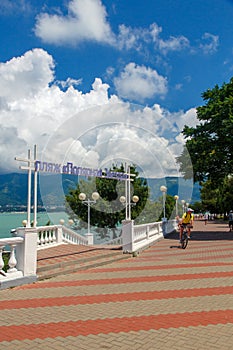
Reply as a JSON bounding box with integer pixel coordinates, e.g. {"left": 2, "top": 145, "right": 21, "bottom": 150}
{"left": 180, "top": 224, "right": 192, "bottom": 249}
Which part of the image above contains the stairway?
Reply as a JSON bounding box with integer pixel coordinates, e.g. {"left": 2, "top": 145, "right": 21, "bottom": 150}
{"left": 37, "top": 244, "right": 131, "bottom": 280}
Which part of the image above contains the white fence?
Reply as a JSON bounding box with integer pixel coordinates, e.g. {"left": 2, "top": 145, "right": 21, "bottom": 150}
{"left": 0, "top": 219, "right": 177, "bottom": 289}
{"left": 0, "top": 230, "right": 38, "bottom": 290}
{"left": 121, "top": 219, "right": 177, "bottom": 253}
{"left": 35, "top": 225, "right": 89, "bottom": 248}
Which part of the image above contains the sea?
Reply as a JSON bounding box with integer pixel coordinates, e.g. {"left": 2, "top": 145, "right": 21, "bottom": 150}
{"left": 0, "top": 211, "right": 69, "bottom": 239}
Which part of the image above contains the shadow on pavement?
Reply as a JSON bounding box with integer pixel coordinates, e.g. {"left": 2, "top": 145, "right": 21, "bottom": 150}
{"left": 165, "top": 222, "right": 233, "bottom": 242}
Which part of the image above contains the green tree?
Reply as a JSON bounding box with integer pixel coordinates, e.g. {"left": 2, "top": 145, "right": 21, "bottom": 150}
{"left": 177, "top": 78, "right": 233, "bottom": 212}
{"left": 65, "top": 164, "right": 149, "bottom": 240}
{"left": 177, "top": 78, "right": 233, "bottom": 184}
{"left": 199, "top": 180, "right": 220, "bottom": 214}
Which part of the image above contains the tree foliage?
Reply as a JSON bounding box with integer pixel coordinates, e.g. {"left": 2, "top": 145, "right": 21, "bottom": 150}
{"left": 65, "top": 164, "right": 149, "bottom": 239}
{"left": 177, "top": 78, "right": 233, "bottom": 185}
{"left": 177, "top": 78, "right": 233, "bottom": 213}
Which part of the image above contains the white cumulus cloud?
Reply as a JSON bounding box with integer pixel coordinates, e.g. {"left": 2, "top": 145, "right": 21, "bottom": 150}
{"left": 114, "top": 63, "right": 168, "bottom": 102}
{"left": 0, "top": 48, "right": 196, "bottom": 179}
{"left": 34, "top": 0, "right": 115, "bottom": 46}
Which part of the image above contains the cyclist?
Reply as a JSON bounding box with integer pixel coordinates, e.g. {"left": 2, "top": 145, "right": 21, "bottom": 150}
{"left": 179, "top": 208, "right": 194, "bottom": 242}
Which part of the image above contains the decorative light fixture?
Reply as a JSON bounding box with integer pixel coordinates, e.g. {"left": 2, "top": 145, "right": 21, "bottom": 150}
{"left": 79, "top": 192, "right": 100, "bottom": 233}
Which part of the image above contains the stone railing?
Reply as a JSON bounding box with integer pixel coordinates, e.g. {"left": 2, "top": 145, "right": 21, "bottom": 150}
{"left": 35, "top": 225, "right": 89, "bottom": 249}
{"left": 0, "top": 230, "right": 37, "bottom": 290}
{"left": 121, "top": 219, "right": 177, "bottom": 253}
{"left": 0, "top": 225, "right": 89, "bottom": 290}
{"left": 0, "top": 219, "right": 177, "bottom": 289}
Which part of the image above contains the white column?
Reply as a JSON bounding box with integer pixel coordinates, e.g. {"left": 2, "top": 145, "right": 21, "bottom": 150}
{"left": 16, "top": 228, "right": 38, "bottom": 276}
{"left": 27, "top": 149, "right": 32, "bottom": 227}
{"left": 33, "top": 144, "right": 38, "bottom": 228}
{"left": 122, "top": 219, "right": 134, "bottom": 253}
{"left": 85, "top": 233, "right": 94, "bottom": 245}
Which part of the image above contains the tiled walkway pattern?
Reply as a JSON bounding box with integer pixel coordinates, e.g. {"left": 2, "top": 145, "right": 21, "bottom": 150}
{"left": 1, "top": 220, "right": 233, "bottom": 349}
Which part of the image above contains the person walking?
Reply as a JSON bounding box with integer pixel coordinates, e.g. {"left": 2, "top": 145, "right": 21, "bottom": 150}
{"left": 228, "top": 210, "right": 233, "bottom": 232}
{"left": 204, "top": 212, "right": 208, "bottom": 225}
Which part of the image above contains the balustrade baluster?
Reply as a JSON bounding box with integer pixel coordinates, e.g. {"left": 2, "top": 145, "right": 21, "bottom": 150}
{"left": 50, "top": 229, "right": 54, "bottom": 243}
{"left": 41, "top": 231, "right": 46, "bottom": 245}
{"left": 37, "top": 232, "right": 41, "bottom": 246}
{"left": 7, "top": 245, "right": 17, "bottom": 273}
{"left": 0, "top": 246, "right": 5, "bottom": 272}
{"left": 44, "top": 231, "right": 49, "bottom": 245}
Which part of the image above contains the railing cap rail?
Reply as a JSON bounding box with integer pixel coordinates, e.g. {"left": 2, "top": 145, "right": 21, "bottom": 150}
{"left": 0, "top": 237, "right": 24, "bottom": 246}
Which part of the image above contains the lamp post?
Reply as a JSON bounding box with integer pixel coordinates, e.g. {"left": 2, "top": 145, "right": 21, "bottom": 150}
{"left": 160, "top": 185, "right": 167, "bottom": 220}
{"left": 181, "top": 200, "right": 186, "bottom": 214}
{"left": 59, "top": 218, "right": 74, "bottom": 226}
{"left": 120, "top": 195, "right": 139, "bottom": 220}
{"left": 79, "top": 191, "right": 100, "bottom": 233}
{"left": 174, "top": 195, "right": 179, "bottom": 217}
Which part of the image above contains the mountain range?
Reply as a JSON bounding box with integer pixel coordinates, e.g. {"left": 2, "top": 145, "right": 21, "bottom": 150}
{"left": 0, "top": 172, "right": 201, "bottom": 210}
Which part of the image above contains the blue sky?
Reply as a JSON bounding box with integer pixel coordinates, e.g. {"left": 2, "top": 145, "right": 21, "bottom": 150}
{"left": 0, "top": 0, "right": 233, "bottom": 186}
{"left": 1, "top": 0, "right": 233, "bottom": 110}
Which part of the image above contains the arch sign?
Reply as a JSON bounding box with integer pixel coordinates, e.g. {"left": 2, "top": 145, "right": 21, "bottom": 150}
{"left": 15, "top": 145, "right": 134, "bottom": 228}
{"left": 35, "top": 160, "right": 129, "bottom": 181}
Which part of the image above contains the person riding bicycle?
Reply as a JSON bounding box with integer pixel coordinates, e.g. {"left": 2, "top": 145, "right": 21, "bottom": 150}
{"left": 179, "top": 208, "right": 194, "bottom": 242}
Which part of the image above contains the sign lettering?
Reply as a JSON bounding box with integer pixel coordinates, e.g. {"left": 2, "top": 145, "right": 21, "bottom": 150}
{"left": 35, "top": 161, "right": 129, "bottom": 181}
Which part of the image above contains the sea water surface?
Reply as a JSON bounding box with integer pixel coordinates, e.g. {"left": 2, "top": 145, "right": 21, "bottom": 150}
{"left": 0, "top": 211, "right": 69, "bottom": 239}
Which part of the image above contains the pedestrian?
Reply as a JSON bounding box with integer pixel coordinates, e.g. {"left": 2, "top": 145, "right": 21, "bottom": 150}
{"left": 204, "top": 212, "right": 208, "bottom": 225}
{"left": 228, "top": 210, "right": 233, "bottom": 232}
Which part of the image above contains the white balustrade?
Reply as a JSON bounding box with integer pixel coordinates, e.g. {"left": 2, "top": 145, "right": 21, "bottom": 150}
{"left": 36, "top": 225, "right": 89, "bottom": 249}
{"left": 62, "top": 226, "right": 89, "bottom": 245}
{"left": 122, "top": 219, "right": 177, "bottom": 253}
{"left": 0, "top": 219, "right": 177, "bottom": 289}
{"left": 37, "top": 226, "right": 59, "bottom": 248}
{"left": 0, "top": 237, "right": 24, "bottom": 283}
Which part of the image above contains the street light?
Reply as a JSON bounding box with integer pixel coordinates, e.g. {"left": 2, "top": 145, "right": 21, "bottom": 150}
{"left": 59, "top": 219, "right": 74, "bottom": 226}
{"left": 120, "top": 195, "right": 139, "bottom": 220}
{"left": 181, "top": 199, "right": 186, "bottom": 214}
{"left": 79, "top": 191, "right": 100, "bottom": 234}
{"left": 160, "top": 185, "right": 167, "bottom": 220}
{"left": 174, "top": 195, "right": 179, "bottom": 217}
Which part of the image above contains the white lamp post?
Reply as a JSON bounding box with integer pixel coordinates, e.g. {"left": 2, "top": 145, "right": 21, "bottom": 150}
{"left": 79, "top": 192, "right": 100, "bottom": 234}
{"left": 160, "top": 185, "right": 167, "bottom": 220}
{"left": 22, "top": 220, "right": 27, "bottom": 227}
{"left": 120, "top": 195, "right": 139, "bottom": 220}
{"left": 59, "top": 219, "right": 65, "bottom": 225}
{"left": 174, "top": 195, "right": 179, "bottom": 217}
{"left": 181, "top": 200, "right": 186, "bottom": 214}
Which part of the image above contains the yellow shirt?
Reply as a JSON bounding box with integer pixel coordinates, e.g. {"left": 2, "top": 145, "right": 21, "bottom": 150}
{"left": 182, "top": 212, "right": 194, "bottom": 224}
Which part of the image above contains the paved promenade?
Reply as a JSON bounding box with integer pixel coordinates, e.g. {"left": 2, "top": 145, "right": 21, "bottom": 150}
{"left": 1, "top": 219, "right": 233, "bottom": 349}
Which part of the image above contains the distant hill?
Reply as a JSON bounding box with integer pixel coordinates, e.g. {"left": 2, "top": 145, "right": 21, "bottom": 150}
{"left": 147, "top": 177, "right": 201, "bottom": 203}
{"left": 0, "top": 172, "right": 200, "bottom": 209}
{"left": 0, "top": 172, "right": 79, "bottom": 208}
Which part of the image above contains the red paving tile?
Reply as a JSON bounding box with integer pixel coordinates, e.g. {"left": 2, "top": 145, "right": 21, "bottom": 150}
{"left": 1, "top": 219, "right": 233, "bottom": 348}
{"left": 1, "top": 285, "right": 233, "bottom": 310}
{"left": 15, "top": 270, "right": 233, "bottom": 289}
{"left": 1, "top": 310, "right": 233, "bottom": 342}
{"left": 85, "top": 261, "right": 233, "bottom": 273}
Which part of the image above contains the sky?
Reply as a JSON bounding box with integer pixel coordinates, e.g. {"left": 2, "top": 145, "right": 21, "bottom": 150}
{"left": 0, "top": 0, "right": 233, "bottom": 188}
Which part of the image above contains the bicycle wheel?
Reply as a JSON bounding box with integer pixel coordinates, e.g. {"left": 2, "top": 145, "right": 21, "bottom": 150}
{"left": 181, "top": 235, "right": 188, "bottom": 249}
